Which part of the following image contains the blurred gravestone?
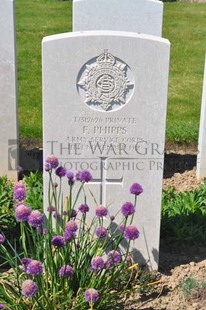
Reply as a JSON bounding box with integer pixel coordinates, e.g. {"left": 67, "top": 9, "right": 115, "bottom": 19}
{"left": 197, "top": 56, "right": 206, "bottom": 179}
{"left": 0, "top": 0, "right": 18, "bottom": 180}
{"left": 73, "top": 0, "right": 163, "bottom": 36}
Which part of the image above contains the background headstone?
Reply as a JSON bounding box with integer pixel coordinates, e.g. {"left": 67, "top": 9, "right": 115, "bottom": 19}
{"left": 73, "top": 0, "right": 163, "bottom": 37}
{"left": 196, "top": 56, "right": 206, "bottom": 179}
{"left": 43, "top": 31, "right": 170, "bottom": 269}
{"left": 0, "top": 0, "right": 18, "bottom": 180}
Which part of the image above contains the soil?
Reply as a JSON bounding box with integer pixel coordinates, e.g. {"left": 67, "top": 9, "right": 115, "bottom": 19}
{"left": 124, "top": 168, "right": 206, "bottom": 310}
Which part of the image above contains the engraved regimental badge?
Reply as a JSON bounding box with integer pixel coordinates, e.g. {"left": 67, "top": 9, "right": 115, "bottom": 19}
{"left": 77, "top": 50, "right": 134, "bottom": 112}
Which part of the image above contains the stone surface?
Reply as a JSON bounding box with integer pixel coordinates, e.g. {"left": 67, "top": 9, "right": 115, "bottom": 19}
{"left": 0, "top": 0, "right": 18, "bottom": 180}
{"left": 196, "top": 56, "right": 206, "bottom": 179}
{"left": 73, "top": 0, "right": 163, "bottom": 36}
{"left": 42, "top": 31, "right": 170, "bottom": 269}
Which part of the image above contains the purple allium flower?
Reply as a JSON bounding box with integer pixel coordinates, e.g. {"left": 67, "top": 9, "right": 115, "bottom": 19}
{"left": 95, "top": 227, "right": 107, "bottom": 239}
{"left": 14, "top": 201, "right": 23, "bottom": 209}
{"left": 64, "top": 230, "right": 76, "bottom": 241}
{"left": 59, "top": 265, "right": 73, "bottom": 277}
{"left": 26, "top": 260, "right": 43, "bottom": 276}
{"left": 55, "top": 166, "right": 67, "bottom": 178}
{"left": 15, "top": 204, "right": 31, "bottom": 222}
{"left": 121, "top": 202, "right": 135, "bottom": 217}
{"left": 118, "top": 223, "right": 125, "bottom": 232}
{"left": 14, "top": 181, "right": 24, "bottom": 189}
{"left": 66, "top": 171, "right": 74, "bottom": 182}
{"left": 110, "top": 215, "right": 115, "bottom": 221}
{"left": 47, "top": 205, "right": 55, "bottom": 213}
{"left": 43, "top": 228, "right": 48, "bottom": 235}
{"left": 53, "top": 212, "right": 61, "bottom": 221}
{"left": 65, "top": 220, "right": 78, "bottom": 232}
{"left": 107, "top": 250, "right": 121, "bottom": 266}
{"left": 0, "top": 304, "right": 5, "bottom": 309}
{"left": 126, "top": 255, "right": 132, "bottom": 262}
{"left": 35, "top": 226, "right": 42, "bottom": 234}
{"left": 84, "top": 288, "right": 99, "bottom": 304}
{"left": 130, "top": 183, "right": 143, "bottom": 196}
{"left": 78, "top": 203, "right": 89, "bottom": 213}
{"left": 28, "top": 210, "right": 44, "bottom": 227}
{"left": 78, "top": 170, "right": 93, "bottom": 182}
{"left": 0, "top": 234, "right": 5, "bottom": 244}
{"left": 21, "top": 279, "right": 38, "bottom": 298}
{"left": 95, "top": 205, "right": 108, "bottom": 217}
{"left": 13, "top": 186, "right": 26, "bottom": 201}
{"left": 91, "top": 256, "right": 104, "bottom": 272}
{"left": 44, "top": 162, "right": 51, "bottom": 171}
{"left": 22, "top": 258, "right": 32, "bottom": 272}
{"left": 124, "top": 225, "right": 140, "bottom": 240}
{"left": 45, "top": 154, "right": 59, "bottom": 169}
{"left": 75, "top": 171, "right": 81, "bottom": 181}
{"left": 53, "top": 182, "right": 58, "bottom": 188}
{"left": 71, "top": 209, "right": 77, "bottom": 218}
{"left": 51, "top": 236, "right": 65, "bottom": 248}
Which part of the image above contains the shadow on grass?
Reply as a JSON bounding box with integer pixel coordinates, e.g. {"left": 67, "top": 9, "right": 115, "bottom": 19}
{"left": 159, "top": 212, "right": 206, "bottom": 273}
{"left": 159, "top": 180, "right": 206, "bottom": 273}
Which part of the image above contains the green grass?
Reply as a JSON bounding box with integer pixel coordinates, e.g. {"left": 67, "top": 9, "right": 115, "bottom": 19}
{"left": 180, "top": 277, "right": 198, "bottom": 297}
{"left": 180, "top": 277, "right": 206, "bottom": 298}
{"left": 163, "top": 3, "right": 206, "bottom": 142}
{"left": 0, "top": 172, "right": 43, "bottom": 230}
{"left": 16, "top": 1, "right": 206, "bottom": 143}
{"left": 161, "top": 182, "right": 206, "bottom": 245}
{"left": 16, "top": 0, "right": 72, "bottom": 140}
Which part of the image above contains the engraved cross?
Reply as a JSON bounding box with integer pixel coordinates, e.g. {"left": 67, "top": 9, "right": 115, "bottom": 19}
{"left": 90, "top": 157, "right": 124, "bottom": 206}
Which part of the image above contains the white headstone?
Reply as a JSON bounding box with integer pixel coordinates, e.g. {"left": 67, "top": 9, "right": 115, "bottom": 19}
{"left": 43, "top": 31, "right": 170, "bottom": 269}
{"left": 197, "top": 56, "right": 206, "bottom": 179}
{"left": 0, "top": 0, "right": 18, "bottom": 180}
{"left": 73, "top": 0, "right": 163, "bottom": 37}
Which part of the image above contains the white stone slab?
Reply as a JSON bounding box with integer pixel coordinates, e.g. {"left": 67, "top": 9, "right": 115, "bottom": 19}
{"left": 42, "top": 31, "right": 170, "bottom": 269}
{"left": 0, "top": 0, "right": 18, "bottom": 180}
{"left": 197, "top": 56, "right": 206, "bottom": 179}
{"left": 73, "top": 0, "right": 163, "bottom": 37}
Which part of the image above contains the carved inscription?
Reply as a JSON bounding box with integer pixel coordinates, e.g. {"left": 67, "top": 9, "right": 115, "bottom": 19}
{"left": 77, "top": 50, "right": 134, "bottom": 111}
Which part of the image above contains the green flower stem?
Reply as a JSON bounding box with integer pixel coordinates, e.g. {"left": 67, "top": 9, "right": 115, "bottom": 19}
{"left": 35, "top": 276, "right": 49, "bottom": 307}
{"left": 105, "top": 218, "right": 128, "bottom": 251}
{"left": 123, "top": 240, "right": 131, "bottom": 264}
{"left": 58, "top": 178, "right": 62, "bottom": 212}
{"left": 48, "top": 171, "right": 57, "bottom": 210}
{"left": 20, "top": 222, "right": 28, "bottom": 257}
{"left": 129, "top": 195, "right": 137, "bottom": 226}
{"left": 134, "top": 195, "right": 137, "bottom": 207}
{"left": 90, "top": 302, "right": 93, "bottom": 310}
{"left": 25, "top": 225, "right": 39, "bottom": 258}
{"left": 33, "top": 295, "right": 46, "bottom": 310}
{"left": 13, "top": 241, "right": 21, "bottom": 294}
{"left": 48, "top": 171, "right": 52, "bottom": 207}
{"left": 69, "top": 188, "right": 72, "bottom": 214}
{"left": 72, "top": 183, "right": 84, "bottom": 209}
